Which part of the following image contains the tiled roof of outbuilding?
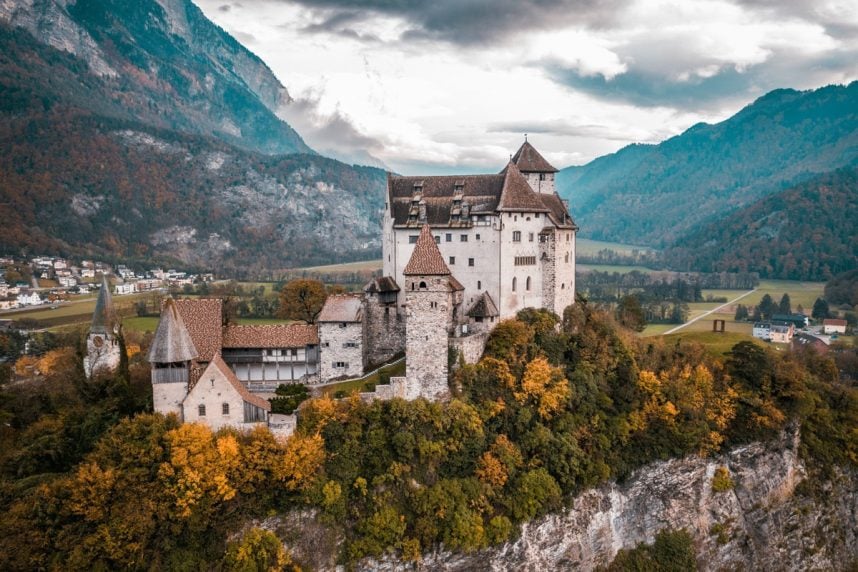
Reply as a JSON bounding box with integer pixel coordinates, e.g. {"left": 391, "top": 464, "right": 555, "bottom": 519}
{"left": 173, "top": 299, "right": 223, "bottom": 362}
{"left": 364, "top": 276, "right": 400, "bottom": 294}
{"left": 318, "top": 294, "right": 363, "bottom": 323}
{"left": 512, "top": 140, "right": 558, "bottom": 173}
{"left": 148, "top": 298, "right": 198, "bottom": 363}
{"left": 403, "top": 225, "right": 451, "bottom": 276}
{"left": 222, "top": 324, "right": 319, "bottom": 348}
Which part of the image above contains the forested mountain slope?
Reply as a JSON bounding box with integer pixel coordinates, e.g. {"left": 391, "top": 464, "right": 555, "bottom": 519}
{"left": 557, "top": 82, "right": 858, "bottom": 247}
{"left": 663, "top": 169, "right": 858, "bottom": 280}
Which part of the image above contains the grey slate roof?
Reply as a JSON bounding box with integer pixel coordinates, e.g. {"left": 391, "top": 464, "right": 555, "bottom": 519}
{"left": 364, "top": 276, "right": 400, "bottom": 294}
{"left": 148, "top": 298, "right": 199, "bottom": 363}
{"left": 91, "top": 274, "right": 115, "bottom": 334}
{"left": 403, "top": 225, "right": 451, "bottom": 276}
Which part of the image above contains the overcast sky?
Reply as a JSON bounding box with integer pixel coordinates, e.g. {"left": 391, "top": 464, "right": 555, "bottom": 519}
{"left": 195, "top": 0, "right": 858, "bottom": 174}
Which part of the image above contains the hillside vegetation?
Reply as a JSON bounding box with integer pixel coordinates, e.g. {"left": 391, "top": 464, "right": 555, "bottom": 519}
{"left": 663, "top": 169, "right": 858, "bottom": 281}
{"left": 558, "top": 82, "right": 858, "bottom": 247}
{"left": 0, "top": 304, "right": 855, "bottom": 569}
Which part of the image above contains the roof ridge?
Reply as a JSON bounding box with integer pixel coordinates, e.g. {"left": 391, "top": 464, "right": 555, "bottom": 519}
{"left": 498, "top": 161, "right": 551, "bottom": 212}
{"left": 511, "top": 140, "right": 558, "bottom": 173}
{"left": 209, "top": 353, "right": 271, "bottom": 412}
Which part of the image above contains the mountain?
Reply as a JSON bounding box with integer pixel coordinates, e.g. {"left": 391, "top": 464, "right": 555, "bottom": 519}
{"left": 662, "top": 168, "right": 858, "bottom": 281}
{"left": 557, "top": 82, "right": 858, "bottom": 247}
{"left": 0, "top": 0, "right": 389, "bottom": 271}
{"left": 0, "top": 0, "right": 310, "bottom": 155}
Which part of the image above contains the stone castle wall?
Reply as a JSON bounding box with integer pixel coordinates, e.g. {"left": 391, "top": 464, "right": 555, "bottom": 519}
{"left": 449, "top": 332, "right": 489, "bottom": 365}
{"left": 152, "top": 379, "right": 188, "bottom": 419}
{"left": 404, "top": 276, "right": 452, "bottom": 401}
{"left": 363, "top": 294, "right": 405, "bottom": 367}
{"left": 319, "top": 322, "right": 364, "bottom": 382}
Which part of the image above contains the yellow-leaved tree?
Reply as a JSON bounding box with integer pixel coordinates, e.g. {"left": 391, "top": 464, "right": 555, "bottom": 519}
{"left": 513, "top": 357, "right": 571, "bottom": 420}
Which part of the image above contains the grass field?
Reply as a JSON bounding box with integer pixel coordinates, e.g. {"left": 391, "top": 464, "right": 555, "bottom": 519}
{"left": 577, "top": 263, "right": 656, "bottom": 274}
{"left": 577, "top": 238, "right": 657, "bottom": 257}
{"left": 288, "top": 260, "right": 383, "bottom": 274}
{"left": 2, "top": 292, "right": 148, "bottom": 330}
{"left": 123, "top": 316, "right": 160, "bottom": 333}
{"left": 661, "top": 331, "right": 765, "bottom": 356}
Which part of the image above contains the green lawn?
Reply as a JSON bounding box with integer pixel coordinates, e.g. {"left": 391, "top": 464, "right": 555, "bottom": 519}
{"left": 318, "top": 359, "right": 406, "bottom": 397}
{"left": 661, "top": 330, "right": 764, "bottom": 356}
{"left": 577, "top": 263, "right": 656, "bottom": 274}
{"left": 290, "top": 260, "right": 383, "bottom": 273}
{"left": 749, "top": 280, "right": 826, "bottom": 311}
{"left": 576, "top": 238, "right": 657, "bottom": 257}
{"left": 122, "top": 316, "right": 160, "bottom": 333}
{"left": 3, "top": 292, "right": 147, "bottom": 329}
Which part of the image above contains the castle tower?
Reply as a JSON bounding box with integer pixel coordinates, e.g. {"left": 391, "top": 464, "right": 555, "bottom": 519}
{"left": 84, "top": 274, "right": 121, "bottom": 377}
{"left": 512, "top": 139, "right": 558, "bottom": 195}
{"left": 402, "top": 224, "right": 460, "bottom": 401}
{"left": 148, "top": 298, "right": 198, "bottom": 419}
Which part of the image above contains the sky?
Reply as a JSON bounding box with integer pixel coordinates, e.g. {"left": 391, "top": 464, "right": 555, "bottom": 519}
{"left": 195, "top": 0, "right": 858, "bottom": 174}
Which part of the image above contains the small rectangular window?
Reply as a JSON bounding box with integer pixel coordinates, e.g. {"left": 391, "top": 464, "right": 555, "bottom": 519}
{"left": 198, "top": 404, "right": 206, "bottom": 417}
{"left": 435, "top": 236, "right": 441, "bottom": 244}
{"left": 449, "top": 256, "right": 455, "bottom": 265}
{"left": 468, "top": 258, "right": 474, "bottom": 267}
{"left": 529, "top": 232, "right": 534, "bottom": 242}
{"left": 222, "top": 403, "right": 230, "bottom": 415}
{"left": 409, "top": 235, "right": 418, "bottom": 244}
{"left": 476, "top": 234, "right": 481, "bottom": 240}
{"left": 512, "top": 231, "right": 521, "bottom": 242}
{"left": 446, "top": 233, "right": 452, "bottom": 242}
{"left": 460, "top": 234, "right": 468, "bottom": 242}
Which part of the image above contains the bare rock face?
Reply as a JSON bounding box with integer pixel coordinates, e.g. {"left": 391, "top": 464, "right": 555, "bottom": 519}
{"left": 349, "top": 428, "right": 857, "bottom": 571}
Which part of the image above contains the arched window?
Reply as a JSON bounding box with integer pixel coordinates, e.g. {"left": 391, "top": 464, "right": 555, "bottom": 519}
{"left": 526, "top": 276, "right": 531, "bottom": 291}
{"left": 565, "top": 253, "right": 569, "bottom": 263}
{"left": 512, "top": 277, "right": 517, "bottom": 292}
{"left": 419, "top": 281, "right": 427, "bottom": 290}
{"left": 222, "top": 403, "right": 230, "bottom": 415}
{"left": 198, "top": 404, "right": 206, "bottom": 417}
{"left": 561, "top": 283, "right": 565, "bottom": 289}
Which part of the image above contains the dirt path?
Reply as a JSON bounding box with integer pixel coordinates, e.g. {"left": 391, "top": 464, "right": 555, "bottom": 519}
{"left": 662, "top": 289, "right": 758, "bottom": 335}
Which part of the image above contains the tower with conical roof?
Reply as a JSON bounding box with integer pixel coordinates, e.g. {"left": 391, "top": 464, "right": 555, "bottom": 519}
{"left": 402, "top": 224, "right": 462, "bottom": 401}
{"left": 512, "top": 139, "right": 558, "bottom": 195}
{"left": 84, "top": 274, "right": 121, "bottom": 377}
{"left": 148, "top": 298, "right": 199, "bottom": 419}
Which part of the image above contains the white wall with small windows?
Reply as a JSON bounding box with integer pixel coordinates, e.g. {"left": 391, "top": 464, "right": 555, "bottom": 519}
{"left": 498, "top": 211, "right": 550, "bottom": 318}
{"left": 183, "top": 360, "right": 268, "bottom": 432}
{"left": 319, "top": 321, "right": 364, "bottom": 381}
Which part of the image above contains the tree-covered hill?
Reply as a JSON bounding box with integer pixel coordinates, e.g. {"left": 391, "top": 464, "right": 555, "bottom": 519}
{"left": 557, "top": 82, "right": 858, "bottom": 247}
{"left": 662, "top": 168, "right": 858, "bottom": 281}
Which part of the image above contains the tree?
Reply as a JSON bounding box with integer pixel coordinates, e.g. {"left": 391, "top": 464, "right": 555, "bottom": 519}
{"left": 617, "top": 295, "right": 646, "bottom": 331}
{"left": 277, "top": 279, "right": 327, "bottom": 324}
{"left": 734, "top": 304, "right": 749, "bottom": 321}
{"left": 223, "top": 528, "right": 293, "bottom": 572}
{"left": 758, "top": 294, "right": 775, "bottom": 320}
{"left": 778, "top": 293, "right": 791, "bottom": 315}
{"left": 812, "top": 297, "right": 830, "bottom": 320}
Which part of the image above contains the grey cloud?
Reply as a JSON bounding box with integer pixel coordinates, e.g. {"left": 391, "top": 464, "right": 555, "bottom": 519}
{"left": 733, "top": 0, "right": 858, "bottom": 39}
{"left": 287, "top": 0, "right": 626, "bottom": 46}
{"left": 299, "top": 11, "right": 382, "bottom": 43}
{"left": 489, "top": 120, "right": 652, "bottom": 142}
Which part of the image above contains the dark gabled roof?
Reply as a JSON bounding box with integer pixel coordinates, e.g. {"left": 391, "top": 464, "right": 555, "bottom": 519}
{"left": 404, "top": 225, "right": 451, "bottom": 276}
{"left": 318, "top": 294, "right": 363, "bottom": 323}
{"left": 497, "top": 162, "right": 551, "bottom": 212}
{"left": 364, "top": 276, "right": 400, "bottom": 294}
{"left": 148, "top": 298, "right": 198, "bottom": 363}
{"left": 91, "top": 274, "right": 115, "bottom": 334}
{"left": 172, "top": 299, "right": 224, "bottom": 362}
{"left": 467, "top": 292, "right": 499, "bottom": 318}
{"left": 512, "top": 141, "right": 558, "bottom": 173}
{"left": 538, "top": 193, "right": 578, "bottom": 229}
{"left": 389, "top": 173, "right": 504, "bottom": 227}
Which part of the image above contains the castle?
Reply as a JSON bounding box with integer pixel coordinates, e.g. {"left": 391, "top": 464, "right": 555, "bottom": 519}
{"left": 84, "top": 141, "right": 577, "bottom": 433}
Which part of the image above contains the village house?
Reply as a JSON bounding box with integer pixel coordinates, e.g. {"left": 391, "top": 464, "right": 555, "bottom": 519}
{"left": 16, "top": 290, "right": 43, "bottom": 306}
{"left": 114, "top": 282, "right": 136, "bottom": 295}
{"left": 752, "top": 322, "right": 772, "bottom": 340}
{"left": 823, "top": 318, "right": 847, "bottom": 334}
{"left": 769, "top": 322, "right": 795, "bottom": 344}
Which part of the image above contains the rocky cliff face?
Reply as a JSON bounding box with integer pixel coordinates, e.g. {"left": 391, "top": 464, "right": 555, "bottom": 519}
{"left": 270, "top": 428, "right": 858, "bottom": 570}
{"left": 0, "top": 0, "right": 309, "bottom": 155}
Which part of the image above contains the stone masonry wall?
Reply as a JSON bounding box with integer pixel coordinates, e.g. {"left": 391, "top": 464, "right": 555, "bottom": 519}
{"left": 404, "top": 276, "right": 452, "bottom": 401}
{"left": 319, "top": 322, "right": 364, "bottom": 382}
{"left": 152, "top": 379, "right": 188, "bottom": 419}
{"left": 184, "top": 366, "right": 265, "bottom": 432}
{"left": 449, "top": 332, "right": 489, "bottom": 365}
{"left": 363, "top": 294, "right": 405, "bottom": 367}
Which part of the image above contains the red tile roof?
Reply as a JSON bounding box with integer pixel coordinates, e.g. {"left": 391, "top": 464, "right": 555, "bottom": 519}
{"left": 208, "top": 354, "right": 271, "bottom": 411}
{"left": 173, "top": 299, "right": 223, "bottom": 362}
{"left": 512, "top": 140, "right": 558, "bottom": 173}
{"left": 823, "top": 319, "right": 847, "bottom": 326}
{"left": 404, "top": 225, "right": 451, "bottom": 276}
{"left": 318, "top": 294, "right": 363, "bottom": 322}
{"left": 222, "top": 324, "right": 319, "bottom": 348}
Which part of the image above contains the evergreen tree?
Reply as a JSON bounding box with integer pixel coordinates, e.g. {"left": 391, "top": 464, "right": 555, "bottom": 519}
{"left": 812, "top": 297, "right": 830, "bottom": 320}
{"left": 778, "top": 293, "right": 792, "bottom": 315}
{"left": 758, "top": 294, "right": 776, "bottom": 320}
{"left": 734, "top": 304, "right": 749, "bottom": 321}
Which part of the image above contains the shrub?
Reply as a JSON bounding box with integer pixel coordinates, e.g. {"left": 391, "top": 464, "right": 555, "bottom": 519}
{"left": 711, "top": 466, "right": 734, "bottom": 493}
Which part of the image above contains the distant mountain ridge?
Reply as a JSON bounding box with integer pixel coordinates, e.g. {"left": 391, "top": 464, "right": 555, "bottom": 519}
{"left": 663, "top": 168, "right": 858, "bottom": 281}
{"left": 0, "top": 0, "right": 310, "bottom": 155}
{"left": 557, "top": 82, "right": 858, "bottom": 247}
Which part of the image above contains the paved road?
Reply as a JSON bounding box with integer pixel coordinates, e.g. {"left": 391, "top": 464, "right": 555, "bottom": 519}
{"left": 662, "top": 289, "right": 758, "bottom": 335}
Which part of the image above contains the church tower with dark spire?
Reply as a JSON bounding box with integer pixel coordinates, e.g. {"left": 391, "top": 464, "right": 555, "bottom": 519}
{"left": 84, "top": 274, "right": 121, "bottom": 377}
